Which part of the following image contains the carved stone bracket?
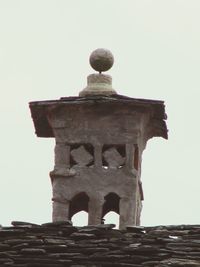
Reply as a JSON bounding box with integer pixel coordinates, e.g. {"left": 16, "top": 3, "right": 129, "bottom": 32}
{"left": 70, "top": 145, "right": 94, "bottom": 167}
{"left": 103, "top": 146, "right": 125, "bottom": 169}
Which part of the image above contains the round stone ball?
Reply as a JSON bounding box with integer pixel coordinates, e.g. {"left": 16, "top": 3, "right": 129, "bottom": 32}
{"left": 89, "top": 48, "right": 114, "bottom": 72}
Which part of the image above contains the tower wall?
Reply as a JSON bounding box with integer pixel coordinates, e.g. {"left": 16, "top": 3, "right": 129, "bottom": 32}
{"left": 29, "top": 49, "right": 167, "bottom": 229}
{"left": 48, "top": 102, "right": 148, "bottom": 229}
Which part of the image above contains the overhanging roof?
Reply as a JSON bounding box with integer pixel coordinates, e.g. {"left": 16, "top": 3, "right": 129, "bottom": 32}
{"left": 29, "top": 94, "right": 168, "bottom": 139}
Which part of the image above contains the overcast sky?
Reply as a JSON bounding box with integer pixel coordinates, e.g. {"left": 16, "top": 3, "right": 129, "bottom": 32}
{"left": 0, "top": 0, "right": 200, "bottom": 227}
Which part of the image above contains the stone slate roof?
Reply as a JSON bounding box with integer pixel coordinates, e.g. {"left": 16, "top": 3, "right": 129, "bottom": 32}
{"left": 29, "top": 94, "right": 168, "bottom": 139}
{"left": 0, "top": 221, "right": 200, "bottom": 266}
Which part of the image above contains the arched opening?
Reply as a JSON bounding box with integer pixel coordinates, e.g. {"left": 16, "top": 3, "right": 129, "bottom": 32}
{"left": 102, "top": 192, "right": 120, "bottom": 216}
{"left": 103, "top": 211, "right": 120, "bottom": 229}
{"left": 71, "top": 211, "right": 89, "bottom": 226}
{"left": 102, "top": 193, "right": 120, "bottom": 228}
{"left": 69, "top": 192, "right": 89, "bottom": 223}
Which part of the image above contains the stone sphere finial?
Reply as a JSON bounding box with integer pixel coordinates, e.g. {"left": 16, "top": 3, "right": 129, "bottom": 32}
{"left": 89, "top": 48, "right": 114, "bottom": 73}
{"left": 79, "top": 49, "right": 117, "bottom": 96}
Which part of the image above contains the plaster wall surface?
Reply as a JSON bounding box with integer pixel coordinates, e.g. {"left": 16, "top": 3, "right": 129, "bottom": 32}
{"left": 48, "top": 103, "right": 147, "bottom": 145}
{"left": 29, "top": 95, "right": 167, "bottom": 229}
{"left": 49, "top": 102, "right": 148, "bottom": 229}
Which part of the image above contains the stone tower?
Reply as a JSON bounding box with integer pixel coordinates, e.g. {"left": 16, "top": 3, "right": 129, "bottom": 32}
{"left": 29, "top": 49, "right": 168, "bottom": 229}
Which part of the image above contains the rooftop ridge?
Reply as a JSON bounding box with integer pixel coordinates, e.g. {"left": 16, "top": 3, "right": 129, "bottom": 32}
{"left": 0, "top": 221, "right": 200, "bottom": 266}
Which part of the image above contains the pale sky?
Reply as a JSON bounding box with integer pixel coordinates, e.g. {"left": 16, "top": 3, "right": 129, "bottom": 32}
{"left": 0, "top": 0, "right": 200, "bottom": 226}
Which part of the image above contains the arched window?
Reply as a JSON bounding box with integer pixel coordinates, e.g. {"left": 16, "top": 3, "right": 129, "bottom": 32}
{"left": 103, "top": 211, "right": 119, "bottom": 229}
{"left": 71, "top": 211, "right": 88, "bottom": 226}
{"left": 69, "top": 192, "right": 89, "bottom": 221}
{"left": 102, "top": 192, "right": 120, "bottom": 217}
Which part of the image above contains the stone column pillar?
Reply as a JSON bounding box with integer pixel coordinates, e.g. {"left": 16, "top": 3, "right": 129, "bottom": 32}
{"left": 88, "top": 197, "right": 104, "bottom": 225}
{"left": 54, "top": 142, "right": 70, "bottom": 170}
{"left": 52, "top": 199, "right": 70, "bottom": 222}
{"left": 125, "top": 144, "right": 135, "bottom": 170}
{"left": 119, "top": 195, "right": 137, "bottom": 229}
{"left": 94, "top": 144, "right": 102, "bottom": 168}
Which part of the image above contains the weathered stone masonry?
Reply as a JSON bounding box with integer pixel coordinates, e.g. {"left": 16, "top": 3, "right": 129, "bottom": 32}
{"left": 30, "top": 94, "right": 167, "bottom": 229}
{"left": 29, "top": 49, "right": 168, "bottom": 229}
